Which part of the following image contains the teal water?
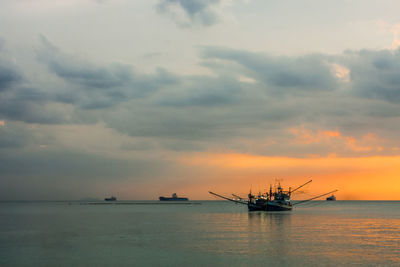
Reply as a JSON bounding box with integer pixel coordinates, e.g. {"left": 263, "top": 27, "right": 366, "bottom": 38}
{"left": 1, "top": 201, "right": 399, "bottom": 266}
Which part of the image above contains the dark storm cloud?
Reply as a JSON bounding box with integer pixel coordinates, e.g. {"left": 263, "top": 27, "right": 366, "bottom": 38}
{"left": 202, "top": 47, "right": 338, "bottom": 92}
{"left": 156, "top": 0, "right": 220, "bottom": 27}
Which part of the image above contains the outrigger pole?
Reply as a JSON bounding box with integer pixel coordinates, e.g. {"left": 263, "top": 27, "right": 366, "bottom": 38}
{"left": 209, "top": 191, "right": 247, "bottom": 205}
{"left": 232, "top": 194, "right": 245, "bottom": 200}
{"left": 293, "top": 189, "right": 338, "bottom": 206}
{"left": 290, "top": 179, "right": 312, "bottom": 194}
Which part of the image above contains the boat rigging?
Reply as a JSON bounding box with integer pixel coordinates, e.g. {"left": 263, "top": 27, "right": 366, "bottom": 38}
{"left": 209, "top": 179, "right": 337, "bottom": 211}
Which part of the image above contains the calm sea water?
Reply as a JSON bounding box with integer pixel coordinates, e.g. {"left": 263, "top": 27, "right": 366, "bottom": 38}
{"left": 1, "top": 201, "right": 399, "bottom": 266}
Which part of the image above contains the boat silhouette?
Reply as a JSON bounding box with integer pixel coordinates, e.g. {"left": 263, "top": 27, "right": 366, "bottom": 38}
{"left": 210, "top": 180, "right": 337, "bottom": 211}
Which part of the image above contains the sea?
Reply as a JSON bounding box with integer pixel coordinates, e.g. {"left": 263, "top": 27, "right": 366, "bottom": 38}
{"left": 0, "top": 201, "right": 399, "bottom": 266}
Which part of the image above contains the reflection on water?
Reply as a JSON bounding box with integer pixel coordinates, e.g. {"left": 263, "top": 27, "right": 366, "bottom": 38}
{"left": 1, "top": 201, "right": 399, "bottom": 266}
{"left": 177, "top": 202, "right": 400, "bottom": 266}
{"left": 247, "top": 212, "right": 292, "bottom": 259}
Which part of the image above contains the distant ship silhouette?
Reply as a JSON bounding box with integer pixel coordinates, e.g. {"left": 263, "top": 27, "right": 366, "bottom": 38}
{"left": 159, "top": 193, "right": 188, "bottom": 201}
{"left": 104, "top": 196, "right": 117, "bottom": 201}
{"left": 326, "top": 194, "right": 336, "bottom": 201}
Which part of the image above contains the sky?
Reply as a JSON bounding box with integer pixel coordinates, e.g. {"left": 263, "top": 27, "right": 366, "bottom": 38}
{"left": 1, "top": 0, "right": 400, "bottom": 200}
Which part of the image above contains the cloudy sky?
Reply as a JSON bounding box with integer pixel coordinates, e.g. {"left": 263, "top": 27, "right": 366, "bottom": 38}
{"left": 1, "top": 0, "right": 400, "bottom": 200}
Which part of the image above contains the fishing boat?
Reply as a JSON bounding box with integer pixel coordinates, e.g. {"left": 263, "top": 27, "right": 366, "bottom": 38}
{"left": 247, "top": 183, "right": 294, "bottom": 211}
{"left": 159, "top": 193, "right": 189, "bottom": 201}
{"left": 104, "top": 196, "right": 117, "bottom": 201}
{"left": 210, "top": 180, "right": 337, "bottom": 212}
{"left": 326, "top": 194, "right": 336, "bottom": 201}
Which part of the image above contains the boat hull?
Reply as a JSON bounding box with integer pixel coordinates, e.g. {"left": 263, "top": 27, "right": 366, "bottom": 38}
{"left": 248, "top": 202, "right": 292, "bottom": 211}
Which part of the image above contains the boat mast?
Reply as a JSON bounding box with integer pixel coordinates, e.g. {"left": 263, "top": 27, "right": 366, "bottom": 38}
{"left": 269, "top": 185, "right": 273, "bottom": 201}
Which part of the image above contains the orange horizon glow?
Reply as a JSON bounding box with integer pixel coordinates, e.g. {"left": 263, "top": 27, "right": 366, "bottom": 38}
{"left": 175, "top": 152, "right": 400, "bottom": 200}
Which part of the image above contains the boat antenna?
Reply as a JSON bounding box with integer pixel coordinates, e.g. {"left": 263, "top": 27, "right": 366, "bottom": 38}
{"left": 293, "top": 189, "right": 338, "bottom": 206}
{"left": 291, "top": 179, "right": 312, "bottom": 194}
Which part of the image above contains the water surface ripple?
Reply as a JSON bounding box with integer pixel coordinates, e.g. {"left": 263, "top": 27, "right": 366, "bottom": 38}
{"left": 0, "top": 201, "right": 399, "bottom": 266}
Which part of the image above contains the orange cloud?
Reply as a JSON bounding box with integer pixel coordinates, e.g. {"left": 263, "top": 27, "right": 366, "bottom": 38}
{"left": 289, "top": 126, "right": 384, "bottom": 153}
{"left": 345, "top": 137, "right": 372, "bottom": 152}
{"left": 289, "top": 126, "right": 342, "bottom": 145}
{"left": 321, "top": 131, "right": 341, "bottom": 138}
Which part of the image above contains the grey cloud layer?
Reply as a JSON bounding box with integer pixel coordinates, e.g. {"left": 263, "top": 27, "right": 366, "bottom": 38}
{"left": 201, "top": 47, "right": 400, "bottom": 103}
{"left": 37, "top": 36, "right": 179, "bottom": 109}
{"left": 342, "top": 49, "right": 400, "bottom": 103}
{"left": 0, "top": 50, "right": 68, "bottom": 124}
{"left": 2, "top": 38, "right": 400, "bottom": 156}
{"left": 0, "top": 64, "right": 21, "bottom": 92}
{"left": 203, "top": 48, "right": 336, "bottom": 89}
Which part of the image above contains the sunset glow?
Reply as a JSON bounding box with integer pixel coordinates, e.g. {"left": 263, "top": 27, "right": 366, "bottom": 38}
{"left": 179, "top": 153, "right": 400, "bottom": 200}
{"left": 1, "top": 1, "right": 400, "bottom": 201}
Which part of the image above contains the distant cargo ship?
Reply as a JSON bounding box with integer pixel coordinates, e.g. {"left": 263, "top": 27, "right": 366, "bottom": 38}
{"left": 326, "top": 194, "right": 336, "bottom": 201}
{"left": 159, "top": 193, "right": 188, "bottom": 201}
{"left": 104, "top": 196, "right": 117, "bottom": 201}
